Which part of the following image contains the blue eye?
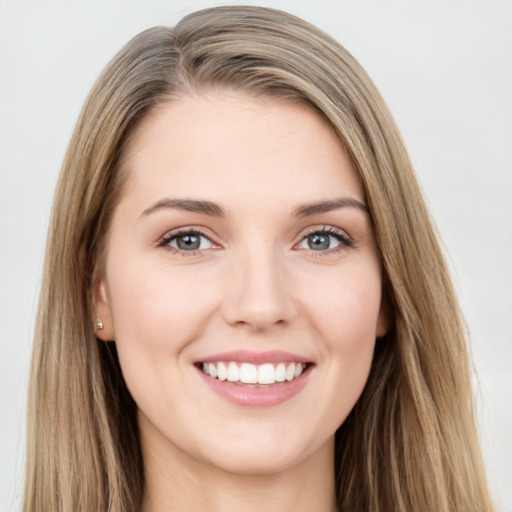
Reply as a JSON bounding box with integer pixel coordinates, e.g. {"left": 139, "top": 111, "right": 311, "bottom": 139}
{"left": 161, "top": 230, "right": 215, "bottom": 252}
{"left": 297, "top": 228, "right": 353, "bottom": 252}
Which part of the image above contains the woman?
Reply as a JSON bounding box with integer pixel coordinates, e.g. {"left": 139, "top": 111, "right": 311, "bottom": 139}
{"left": 23, "top": 6, "right": 495, "bottom": 512}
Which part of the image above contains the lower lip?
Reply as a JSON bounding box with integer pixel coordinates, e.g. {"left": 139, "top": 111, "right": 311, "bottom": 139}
{"left": 196, "top": 366, "right": 311, "bottom": 407}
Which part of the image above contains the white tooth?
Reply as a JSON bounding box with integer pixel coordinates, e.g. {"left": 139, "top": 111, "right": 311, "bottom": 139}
{"left": 217, "top": 362, "right": 227, "bottom": 381}
{"left": 240, "top": 363, "right": 258, "bottom": 384}
{"left": 294, "top": 363, "right": 304, "bottom": 378}
{"left": 227, "top": 362, "right": 240, "bottom": 382}
{"left": 208, "top": 363, "right": 218, "bottom": 378}
{"left": 258, "top": 363, "right": 276, "bottom": 384}
{"left": 275, "top": 362, "right": 286, "bottom": 382}
{"left": 203, "top": 362, "right": 209, "bottom": 375}
{"left": 285, "top": 363, "right": 295, "bottom": 381}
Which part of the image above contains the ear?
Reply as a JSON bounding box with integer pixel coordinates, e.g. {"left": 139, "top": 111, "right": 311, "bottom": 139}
{"left": 92, "top": 276, "right": 115, "bottom": 341}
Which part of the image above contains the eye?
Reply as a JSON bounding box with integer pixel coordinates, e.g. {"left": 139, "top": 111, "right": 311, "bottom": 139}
{"left": 296, "top": 227, "right": 353, "bottom": 252}
{"left": 159, "top": 229, "right": 216, "bottom": 253}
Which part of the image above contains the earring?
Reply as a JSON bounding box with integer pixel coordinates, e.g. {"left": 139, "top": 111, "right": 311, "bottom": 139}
{"left": 96, "top": 318, "right": 104, "bottom": 331}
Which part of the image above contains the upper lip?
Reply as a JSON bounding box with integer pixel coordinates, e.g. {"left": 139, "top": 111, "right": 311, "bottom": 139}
{"left": 197, "top": 350, "right": 312, "bottom": 365}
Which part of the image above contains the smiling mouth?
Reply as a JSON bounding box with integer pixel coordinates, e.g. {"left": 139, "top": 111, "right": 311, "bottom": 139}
{"left": 198, "top": 361, "right": 308, "bottom": 385}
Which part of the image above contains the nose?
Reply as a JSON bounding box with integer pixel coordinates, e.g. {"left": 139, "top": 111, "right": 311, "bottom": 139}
{"left": 221, "top": 247, "right": 297, "bottom": 332}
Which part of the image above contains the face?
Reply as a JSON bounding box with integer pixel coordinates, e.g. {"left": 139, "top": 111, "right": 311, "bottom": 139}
{"left": 95, "top": 92, "right": 387, "bottom": 476}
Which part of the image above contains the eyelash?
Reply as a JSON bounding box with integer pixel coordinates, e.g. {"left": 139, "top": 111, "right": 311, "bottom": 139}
{"left": 158, "top": 228, "right": 214, "bottom": 256}
{"left": 298, "top": 226, "right": 354, "bottom": 256}
{"left": 157, "top": 226, "right": 354, "bottom": 257}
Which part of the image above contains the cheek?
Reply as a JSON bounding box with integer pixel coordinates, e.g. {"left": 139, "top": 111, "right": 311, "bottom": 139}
{"left": 299, "top": 265, "right": 381, "bottom": 418}
{"left": 105, "top": 259, "right": 216, "bottom": 369}
{"left": 302, "top": 263, "right": 383, "bottom": 347}
{"left": 104, "top": 261, "right": 219, "bottom": 423}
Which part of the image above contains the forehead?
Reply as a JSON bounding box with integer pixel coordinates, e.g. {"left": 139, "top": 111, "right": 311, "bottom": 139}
{"left": 120, "top": 92, "right": 364, "bottom": 209}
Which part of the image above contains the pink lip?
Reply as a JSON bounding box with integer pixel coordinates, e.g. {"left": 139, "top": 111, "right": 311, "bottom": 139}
{"left": 197, "top": 350, "right": 311, "bottom": 365}
{"left": 195, "top": 351, "right": 313, "bottom": 408}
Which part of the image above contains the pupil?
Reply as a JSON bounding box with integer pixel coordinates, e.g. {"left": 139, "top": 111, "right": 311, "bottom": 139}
{"left": 308, "top": 233, "right": 329, "bottom": 250}
{"left": 177, "top": 234, "right": 200, "bottom": 250}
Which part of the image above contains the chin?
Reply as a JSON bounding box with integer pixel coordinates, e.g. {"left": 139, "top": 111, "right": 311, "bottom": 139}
{"left": 191, "top": 426, "right": 334, "bottom": 477}
{"left": 201, "top": 446, "right": 313, "bottom": 476}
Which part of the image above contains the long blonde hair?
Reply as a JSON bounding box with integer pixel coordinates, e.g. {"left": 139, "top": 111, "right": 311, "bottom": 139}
{"left": 24, "top": 6, "right": 494, "bottom": 511}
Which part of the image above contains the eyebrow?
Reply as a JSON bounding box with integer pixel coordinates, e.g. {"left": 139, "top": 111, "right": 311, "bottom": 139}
{"left": 141, "top": 198, "right": 226, "bottom": 218}
{"left": 292, "top": 198, "right": 368, "bottom": 217}
{"left": 140, "top": 196, "right": 368, "bottom": 219}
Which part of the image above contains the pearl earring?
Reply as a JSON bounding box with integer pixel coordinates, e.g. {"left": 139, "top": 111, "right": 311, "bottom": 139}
{"left": 96, "top": 318, "right": 104, "bottom": 331}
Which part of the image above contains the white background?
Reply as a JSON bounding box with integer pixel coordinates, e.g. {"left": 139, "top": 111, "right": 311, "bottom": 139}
{"left": 1, "top": 1, "right": 510, "bottom": 511}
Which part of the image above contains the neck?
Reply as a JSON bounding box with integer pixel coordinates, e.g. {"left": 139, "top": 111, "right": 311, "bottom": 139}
{"left": 140, "top": 422, "right": 338, "bottom": 512}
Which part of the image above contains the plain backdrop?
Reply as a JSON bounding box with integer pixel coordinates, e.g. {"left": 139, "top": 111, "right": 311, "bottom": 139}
{"left": 1, "top": 1, "right": 511, "bottom": 511}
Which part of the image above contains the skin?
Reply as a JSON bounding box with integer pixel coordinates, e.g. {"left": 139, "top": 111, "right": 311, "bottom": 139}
{"left": 95, "top": 92, "right": 387, "bottom": 512}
